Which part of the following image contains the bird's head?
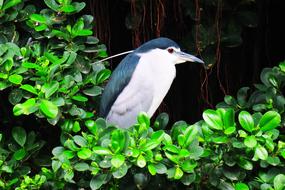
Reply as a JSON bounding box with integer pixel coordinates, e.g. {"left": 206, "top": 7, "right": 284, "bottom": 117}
{"left": 135, "top": 37, "right": 204, "bottom": 65}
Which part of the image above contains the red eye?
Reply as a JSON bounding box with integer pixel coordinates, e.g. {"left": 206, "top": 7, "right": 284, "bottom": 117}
{"left": 167, "top": 48, "right": 174, "bottom": 54}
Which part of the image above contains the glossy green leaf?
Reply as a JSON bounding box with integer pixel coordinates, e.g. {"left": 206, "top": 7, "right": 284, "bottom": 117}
{"left": 42, "top": 81, "right": 59, "bottom": 98}
{"left": 255, "top": 145, "right": 268, "bottom": 160}
{"left": 202, "top": 109, "right": 223, "bottom": 130}
{"left": 40, "top": 100, "right": 58, "bottom": 118}
{"left": 83, "top": 86, "right": 102, "bottom": 96}
{"left": 184, "top": 124, "right": 199, "bottom": 147}
{"left": 52, "top": 160, "right": 61, "bottom": 172}
{"left": 274, "top": 174, "right": 285, "bottom": 190}
{"left": 44, "top": 0, "right": 59, "bottom": 11}
{"left": 13, "top": 148, "right": 27, "bottom": 160}
{"left": 111, "top": 154, "right": 125, "bottom": 168}
{"left": 259, "top": 111, "right": 281, "bottom": 132}
{"left": 174, "top": 167, "right": 183, "bottom": 180}
{"left": 8, "top": 74, "right": 23, "bottom": 84}
{"left": 2, "top": 0, "right": 21, "bottom": 10}
{"left": 30, "top": 14, "right": 47, "bottom": 23}
{"left": 73, "top": 135, "right": 87, "bottom": 147}
{"left": 72, "top": 121, "right": 81, "bottom": 133}
{"left": 137, "top": 112, "right": 150, "bottom": 127}
{"left": 96, "top": 69, "right": 111, "bottom": 84}
{"left": 90, "top": 174, "right": 107, "bottom": 190}
{"left": 8, "top": 89, "right": 22, "bottom": 105}
{"left": 12, "top": 127, "right": 26, "bottom": 147}
{"left": 77, "top": 148, "right": 92, "bottom": 159}
{"left": 4, "top": 58, "right": 13, "bottom": 71}
{"left": 13, "top": 98, "right": 37, "bottom": 116}
{"left": 137, "top": 154, "right": 146, "bottom": 168}
{"left": 244, "top": 135, "right": 257, "bottom": 148}
{"left": 224, "top": 126, "right": 236, "bottom": 135}
{"left": 238, "top": 111, "right": 254, "bottom": 132}
{"left": 112, "top": 163, "right": 128, "bottom": 179}
{"left": 148, "top": 164, "right": 156, "bottom": 175}
{"left": 61, "top": 4, "right": 76, "bottom": 13}
{"left": 20, "top": 84, "right": 38, "bottom": 95}
{"left": 223, "top": 108, "right": 235, "bottom": 128}
{"left": 74, "top": 162, "right": 89, "bottom": 171}
{"left": 92, "top": 146, "right": 112, "bottom": 155}
{"left": 72, "top": 95, "right": 88, "bottom": 102}
{"left": 237, "top": 87, "right": 250, "bottom": 107}
{"left": 238, "top": 158, "right": 253, "bottom": 170}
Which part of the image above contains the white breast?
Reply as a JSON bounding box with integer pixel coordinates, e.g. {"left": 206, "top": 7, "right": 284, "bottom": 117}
{"left": 136, "top": 49, "right": 176, "bottom": 117}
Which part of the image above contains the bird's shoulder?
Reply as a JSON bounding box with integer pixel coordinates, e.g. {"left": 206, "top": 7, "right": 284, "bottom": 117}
{"left": 99, "top": 53, "right": 141, "bottom": 117}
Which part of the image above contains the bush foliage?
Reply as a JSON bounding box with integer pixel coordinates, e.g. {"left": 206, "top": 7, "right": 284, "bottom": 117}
{"left": 1, "top": 0, "right": 285, "bottom": 190}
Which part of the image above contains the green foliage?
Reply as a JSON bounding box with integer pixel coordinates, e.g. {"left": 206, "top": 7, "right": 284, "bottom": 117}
{"left": 51, "top": 113, "right": 203, "bottom": 189}
{"left": 0, "top": 127, "right": 45, "bottom": 189}
{"left": 1, "top": 0, "right": 285, "bottom": 189}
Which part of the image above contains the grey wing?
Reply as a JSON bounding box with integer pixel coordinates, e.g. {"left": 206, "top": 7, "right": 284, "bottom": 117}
{"left": 106, "top": 76, "right": 154, "bottom": 128}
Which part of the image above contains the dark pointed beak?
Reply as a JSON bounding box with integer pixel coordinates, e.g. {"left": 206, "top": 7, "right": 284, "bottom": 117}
{"left": 175, "top": 51, "right": 205, "bottom": 64}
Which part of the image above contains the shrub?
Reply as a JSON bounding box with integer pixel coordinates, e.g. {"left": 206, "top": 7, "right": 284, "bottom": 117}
{"left": 1, "top": 0, "right": 285, "bottom": 189}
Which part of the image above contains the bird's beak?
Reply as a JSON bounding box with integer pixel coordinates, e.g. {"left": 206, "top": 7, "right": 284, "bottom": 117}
{"left": 175, "top": 51, "right": 204, "bottom": 64}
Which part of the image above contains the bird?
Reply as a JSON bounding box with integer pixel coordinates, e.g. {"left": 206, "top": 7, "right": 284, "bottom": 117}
{"left": 99, "top": 37, "right": 204, "bottom": 128}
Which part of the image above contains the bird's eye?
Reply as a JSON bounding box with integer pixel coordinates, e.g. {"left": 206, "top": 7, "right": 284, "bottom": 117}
{"left": 167, "top": 48, "right": 174, "bottom": 54}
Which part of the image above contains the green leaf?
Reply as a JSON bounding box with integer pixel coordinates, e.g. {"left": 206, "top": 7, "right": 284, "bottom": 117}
{"left": 72, "top": 18, "right": 84, "bottom": 36}
{"left": 274, "top": 174, "right": 285, "bottom": 190}
{"left": 184, "top": 124, "right": 199, "bottom": 147}
{"left": 148, "top": 164, "right": 157, "bottom": 175}
{"left": 137, "top": 154, "right": 146, "bottom": 168}
{"left": 137, "top": 112, "right": 150, "bottom": 127}
{"left": 153, "top": 163, "right": 167, "bottom": 174}
{"left": 202, "top": 109, "right": 223, "bottom": 130}
{"left": 44, "top": 0, "right": 59, "bottom": 11}
{"left": 111, "top": 154, "right": 125, "bottom": 168}
{"left": 20, "top": 84, "right": 38, "bottom": 95}
{"left": 259, "top": 111, "right": 281, "bottom": 132}
{"left": 111, "top": 130, "right": 126, "bottom": 153}
{"left": 235, "top": 183, "right": 249, "bottom": 190}
{"left": 8, "top": 89, "right": 22, "bottom": 105}
{"left": 13, "top": 148, "right": 27, "bottom": 160}
{"left": 174, "top": 167, "right": 184, "bottom": 180}
{"left": 238, "top": 158, "right": 253, "bottom": 170}
{"left": 237, "top": 87, "right": 250, "bottom": 106}
{"left": 73, "top": 121, "right": 81, "bottom": 133}
{"left": 72, "top": 95, "right": 88, "bottom": 102}
{"left": 76, "top": 29, "right": 93, "bottom": 36}
{"left": 42, "top": 81, "right": 59, "bottom": 98}
{"left": 83, "top": 86, "right": 102, "bottom": 96}
{"left": 8, "top": 74, "right": 23, "bottom": 85}
{"left": 238, "top": 111, "right": 254, "bottom": 132}
{"left": 223, "top": 108, "right": 235, "bottom": 128}
{"left": 77, "top": 148, "right": 92, "bottom": 159}
{"left": 255, "top": 145, "right": 268, "bottom": 160}
{"left": 52, "top": 160, "right": 61, "bottom": 172}
{"left": 224, "top": 126, "right": 236, "bottom": 135}
{"left": 73, "top": 135, "right": 87, "bottom": 147}
{"left": 30, "top": 14, "right": 47, "bottom": 23}
{"left": 61, "top": 4, "right": 76, "bottom": 13}
{"left": 244, "top": 135, "right": 257, "bottom": 148}
{"left": 112, "top": 163, "right": 128, "bottom": 179}
{"left": 74, "top": 162, "right": 89, "bottom": 171}
{"left": 40, "top": 100, "right": 58, "bottom": 118}
{"left": 90, "top": 174, "right": 107, "bottom": 190}
{"left": 96, "top": 69, "right": 111, "bottom": 84}
{"left": 12, "top": 127, "right": 27, "bottom": 147}
{"left": 2, "top": 0, "right": 21, "bottom": 10}
{"left": 4, "top": 58, "right": 13, "bottom": 71}
{"left": 13, "top": 98, "right": 37, "bottom": 116}
{"left": 92, "top": 146, "right": 112, "bottom": 155}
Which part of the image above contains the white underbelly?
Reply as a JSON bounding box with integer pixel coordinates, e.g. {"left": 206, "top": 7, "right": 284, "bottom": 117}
{"left": 144, "top": 60, "right": 176, "bottom": 116}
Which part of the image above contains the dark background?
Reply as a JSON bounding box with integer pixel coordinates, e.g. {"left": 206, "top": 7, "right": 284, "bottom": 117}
{"left": 87, "top": 0, "right": 285, "bottom": 125}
